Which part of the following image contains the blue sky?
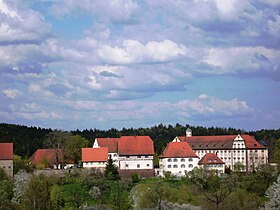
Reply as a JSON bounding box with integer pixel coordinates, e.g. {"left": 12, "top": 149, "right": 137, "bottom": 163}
{"left": 1, "top": 0, "right": 280, "bottom": 131}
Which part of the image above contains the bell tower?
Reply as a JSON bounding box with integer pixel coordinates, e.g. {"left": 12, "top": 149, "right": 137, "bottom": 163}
{"left": 186, "top": 128, "right": 192, "bottom": 137}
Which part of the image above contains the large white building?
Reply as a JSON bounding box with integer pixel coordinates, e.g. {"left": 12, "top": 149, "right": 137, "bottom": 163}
{"left": 173, "top": 129, "right": 268, "bottom": 172}
{"left": 159, "top": 141, "right": 199, "bottom": 177}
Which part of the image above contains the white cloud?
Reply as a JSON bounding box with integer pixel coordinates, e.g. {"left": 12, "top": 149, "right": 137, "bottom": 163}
{"left": 202, "top": 46, "right": 280, "bottom": 74}
{"left": 0, "top": 0, "right": 22, "bottom": 20}
{"left": 2, "top": 88, "right": 21, "bottom": 99}
{"left": 98, "top": 39, "right": 187, "bottom": 64}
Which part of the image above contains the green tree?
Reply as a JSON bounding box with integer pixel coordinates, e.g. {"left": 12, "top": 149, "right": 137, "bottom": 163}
{"left": 44, "top": 130, "right": 71, "bottom": 168}
{"left": 51, "top": 185, "right": 65, "bottom": 210}
{"left": 104, "top": 157, "right": 120, "bottom": 181}
{"left": 21, "top": 175, "right": 52, "bottom": 210}
{"left": 62, "top": 183, "right": 89, "bottom": 209}
{"left": 64, "top": 135, "right": 89, "bottom": 164}
{"left": 0, "top": 168, "right": 13, "bottom": 210}
{"left": 189, "top": 168, "right": 235, "bottom": 210}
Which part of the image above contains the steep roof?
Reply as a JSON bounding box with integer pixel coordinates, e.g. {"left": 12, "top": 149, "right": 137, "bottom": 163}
{"left": 242, "top": 135, "right": 266, "bottom": 149}
{"left": 160, "top": 142, "right": 198, "bottom": 158}
{"left": 30, "top": 149, "right": 64, "bottom": 167}
{"left": 198, "top": 153, "right": 224, "bottom": 165}
{"left": 178, "top": 134, "right": 265, "bottom": 150}
{"left": 95, "top": 138, "right": 119, "bottom": 153}
{"left": 82, "top": 147, "right": 108, "bottom": 162}
{"left": 0, "top": 143, "right": 13, "bottom": 160}
{"left": 118, "top": 136, "right": 154, "bottom": 155}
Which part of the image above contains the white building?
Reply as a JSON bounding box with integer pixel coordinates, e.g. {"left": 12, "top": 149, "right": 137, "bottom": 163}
{"left": 82, "top": 136, "right": 154, "bottom": 177}
{"left": 159, "top": 140, "right": 199, "bottom": 177}
{"left": 176, "top": 129, "right": 268, "bottom": 172}
{"left": 198, "top": 153, "right": 225, "bottom": 174}
{"left": 82, "top": 147, "right": 108, "bottom": 169}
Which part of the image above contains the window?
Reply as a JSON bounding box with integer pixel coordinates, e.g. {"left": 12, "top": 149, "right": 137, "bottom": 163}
{"left": 126, "top": 156, "right": 130, "bottom": 158}
{"left": 114, "top": 154, "right": 117, "bottom": 157}
{"left": 137, "top": 156, "right": 141, "bottom": 158}
{"left": 109, "top": 154, "right": 112, "bottom": 158}
{"left": 173, "top": 165, "right": 178, "bottom": 168}
{"left": 168, "top": 158, "right": 172, "bottom": 162}
{"left": 189, "top": 158, "right": 193, "bottom": 162}
{"left": 173, "top": 158, "right": 178, "bottom": 162}
{"left": 181, "top": 158, "right": 185, "bottom": 162}
{"left": 137, "top": 164, "right": 140, "bottom": 168}
{"left": 181, "top": 164, "right": 185, "bottom": 168}
{"left": 168, "top": 165, "right": 171, "bottom": 168}
{"left": 189, "top": 164, "right": 193, "bottom": 168}
{"left": 147, "top": 164, "right": 150, "bottom": 167}
{"left": 125, "top": 164, "right": 129, "bottom": 168}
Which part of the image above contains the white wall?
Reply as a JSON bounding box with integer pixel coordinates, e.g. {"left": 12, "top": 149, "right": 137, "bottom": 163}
{"left": 119, "top": 155, "right": 153, "bottom": 170}
{"left": 83, "top": 161, "right": 107, "bottom": 168}
{"left": 159, "top": 157, "right": 199, "bottom": 177}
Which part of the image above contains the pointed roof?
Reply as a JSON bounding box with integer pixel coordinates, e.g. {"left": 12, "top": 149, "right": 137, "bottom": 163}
{"left": 198, "top": 153, "right": 224, "bottom": 165}
{"left": 178, "top": 134, "right": 265, "bottom": 149}
{"left": 82, "top": 147, "right": 108, "bottom": 162}
{"left": 0, "top": 143, "right": 13, "bottom": 160}
{"left": 118, "top": 136, "right": 154, "bottom": 155}
{"left": 160, "top": 142, "right": 198, "bottom": 158}
{"left": 30, "top": 149, "right": 64, "bottom": 167}
{"left": 95, "top": 138, "right": 119, "bottom": 153}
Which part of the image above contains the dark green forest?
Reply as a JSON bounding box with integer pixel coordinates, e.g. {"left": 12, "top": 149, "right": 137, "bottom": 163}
{"left": 0, "top": 123, "right": 280, "bottom": 160}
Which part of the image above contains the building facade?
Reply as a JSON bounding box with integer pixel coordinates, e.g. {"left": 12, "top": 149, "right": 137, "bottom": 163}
{"left": 198, "top": 153, "right": 225, "bottom": 174}
{"left": 176, "top": 129, "right": 268, "bottom": 172}
{"left": 159, "top": 141, "right": 199, "bottom": 177}
{"left": 82, "top": 147, "right": 108, "bottom": 169}
{"left": 83, "top": 136, "right": 154, "bottom": 176}
{"left": 0, "top": 143, "right": 13, "bottom": 176}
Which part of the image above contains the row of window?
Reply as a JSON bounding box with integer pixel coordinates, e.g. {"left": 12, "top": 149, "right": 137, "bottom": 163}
{"left": 125, "top": 164, "right": 150, "bottom": 168}
{"left": 167, "top": 158, "right": 193, "bottom": 162}
{"left": 167, "top": 164, "right": 193, "bottom": 169}
{"left": 197, "top": 149, "right": 265, "bottom": 154}
{"left": 1, "top": 166, "right": 11, "bottom": 169}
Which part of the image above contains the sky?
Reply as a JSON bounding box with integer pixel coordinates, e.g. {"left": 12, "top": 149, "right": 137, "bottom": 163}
{"left": 0, "top": 0, "right": 280, "bottom": 131}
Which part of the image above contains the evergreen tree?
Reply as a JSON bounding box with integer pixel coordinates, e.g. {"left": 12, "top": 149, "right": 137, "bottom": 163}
{"left": 265, "top": 174, "right": 280, "bottom": 210}
{"left": 104, "top": 157, "right": 120, "bottom": 180}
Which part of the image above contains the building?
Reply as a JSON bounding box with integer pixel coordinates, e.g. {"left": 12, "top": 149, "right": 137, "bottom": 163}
{"left": 159, "top": 141, "right": 199, "bottom": 177}
{"left": 0, "top": 143, "right": 13, "bottom": 176}
{"left": 175, "top": 129, "right": 268, "bottom": 172}
{"left": 30, "top": 149, "right": 74, "bottom": 169}
{"left": 83, "top": 136, "right": 154, "bottom": 177}
{"left": 93, "top": 138, "right": 119, "bottom": 166}
{"left": 198, "top": 153, "right": 225, "bottom": 174}
{"left": 82, "top": 147, "right": 108, "bottom": 169}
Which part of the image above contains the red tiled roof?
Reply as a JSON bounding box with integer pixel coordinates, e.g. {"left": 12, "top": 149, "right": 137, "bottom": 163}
{"left": 0, "top": 143, "right": 13, "bottom": 160}
{"left": 178, "top": 134, "right": 265, "bottom": 149}
{"left": 160, "top": 142, "right": 198, "bottom": 158}
{"left": 30, "top": 149, "right": 64, "bottom": 167}
{"left": 118, "top": 136, "right": 154, "bottom": 155}
{"left": 96, "top": 138, "right": 119, "bottom": 153}
{"left": 198, "top": 153, "right": 224, "bottom": 165}
{"left": 242, "top": 135, "right": 266, "bottom": 149}
{"left": 82, "top": 147, "right": 108, "bottom": 162}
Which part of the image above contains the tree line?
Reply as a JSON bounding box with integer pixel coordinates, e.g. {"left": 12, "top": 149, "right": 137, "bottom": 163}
{"left": 1, "top": 123, "right": 280, "bottom": 160}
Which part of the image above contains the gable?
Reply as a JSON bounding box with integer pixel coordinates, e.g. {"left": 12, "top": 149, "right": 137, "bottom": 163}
{"left": 160, "top": 142, "right": 198, "bottom": 158}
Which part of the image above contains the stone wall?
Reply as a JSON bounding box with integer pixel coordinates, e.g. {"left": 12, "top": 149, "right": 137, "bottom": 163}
{"left": 0, "top": 160, "right": 13, "bottom": 177}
